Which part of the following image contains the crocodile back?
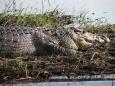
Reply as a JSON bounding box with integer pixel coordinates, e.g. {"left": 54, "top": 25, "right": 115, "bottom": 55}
{"left": 0, "top": 26, "right": 36, "bottom": 57}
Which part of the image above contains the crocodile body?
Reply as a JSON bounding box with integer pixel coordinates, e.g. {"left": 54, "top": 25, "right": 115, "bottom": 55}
{"left": 0, "top": 26, "right": 35, "bottom": 56}
{"left": 0, "top": 26, "right": 110, "bottom": 57}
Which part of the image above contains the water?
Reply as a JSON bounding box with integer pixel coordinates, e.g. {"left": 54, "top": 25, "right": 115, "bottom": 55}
{"left": 50, "top": 74, "right": 115, "bottom": 80}
{"left": 0, "top": 74, "right": 114, "bottom": 86}
{"left": 1, "top": 80, "right": 115, "bottom": 86}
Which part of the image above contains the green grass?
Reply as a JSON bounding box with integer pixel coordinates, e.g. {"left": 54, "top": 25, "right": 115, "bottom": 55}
{"left": 0, "top": 12, "right": 112, "bottom": 31}
{"left": 0, "top": 9, "right": 74, "bottom": 28}
{"left": 0, "top": 0, "right": 112, "bottom": 30}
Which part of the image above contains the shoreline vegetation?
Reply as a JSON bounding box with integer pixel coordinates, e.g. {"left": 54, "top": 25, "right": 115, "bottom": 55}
{"left": 0, "top": 55, "right": 115, "bottom": 84}
{"left": 2, "top": 75, "right": 115, "bottom": 85}
{"left": 0, "top": 0, "right": 115, "bottom": 84}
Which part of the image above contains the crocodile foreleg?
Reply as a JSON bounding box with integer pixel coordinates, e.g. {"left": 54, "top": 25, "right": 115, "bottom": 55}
{"left": 46, "top": 42, "right": 78, "bottom": 56}
{"left": 33, "top": 30, "right": 77, "bottom": 56}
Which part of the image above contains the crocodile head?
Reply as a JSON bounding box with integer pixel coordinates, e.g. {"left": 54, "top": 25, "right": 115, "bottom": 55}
{"left": 70, "top": 28, "right": 110, "bottom": 49}
{"left": 82, "top": 32, "right": 110, "bottom": 43}
{"left": 78, "top": 32, "right": 110, "bottom": 49}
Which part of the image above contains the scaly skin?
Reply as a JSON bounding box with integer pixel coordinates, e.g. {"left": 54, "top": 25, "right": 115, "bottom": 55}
{"left": 0, "top": 26, "right": 110, "bottom": 57}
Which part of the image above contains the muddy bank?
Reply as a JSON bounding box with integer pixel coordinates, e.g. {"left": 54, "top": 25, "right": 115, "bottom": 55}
{"left": 0, "top": 50, "right": 114, "bottom": 83}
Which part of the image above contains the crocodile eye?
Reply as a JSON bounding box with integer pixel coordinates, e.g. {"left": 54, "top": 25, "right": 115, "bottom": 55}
{"left": 83, "top": 31, "right": 86, "bottom": 33}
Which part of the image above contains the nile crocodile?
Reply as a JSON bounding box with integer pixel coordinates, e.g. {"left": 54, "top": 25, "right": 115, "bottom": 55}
{"left": 0, "top": 26, "right": 110, "bottom": 57}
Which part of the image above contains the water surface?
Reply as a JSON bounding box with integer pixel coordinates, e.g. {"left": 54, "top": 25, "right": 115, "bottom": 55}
{"left": 2, "top": 80, "right": 115, "bottom": 86}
